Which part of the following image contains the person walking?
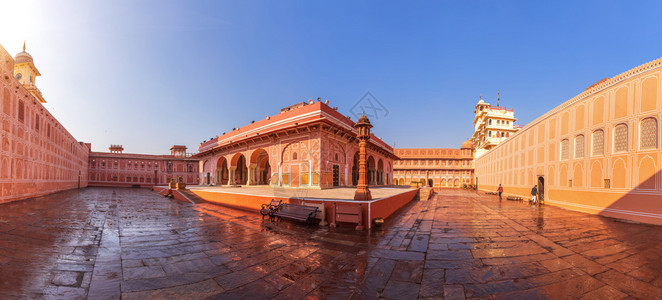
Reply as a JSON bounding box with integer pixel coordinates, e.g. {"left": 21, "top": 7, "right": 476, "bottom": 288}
{"left": 531, "top": 185, "right": 538, "bottom": 205}
{"left": 497, "top": 184, "right": 503, "bottom": 200}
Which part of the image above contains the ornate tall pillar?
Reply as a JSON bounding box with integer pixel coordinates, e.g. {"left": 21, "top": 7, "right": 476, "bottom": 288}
{"left": 354, "top": 113, "right": 373, "bottom": 201}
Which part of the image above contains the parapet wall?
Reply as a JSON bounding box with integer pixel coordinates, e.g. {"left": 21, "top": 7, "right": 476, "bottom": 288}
{"left": 0, "top": 44, "right": 89, "bottom": 204}
{"left": 475, "top": 57, "right": 662, "bottom": 225}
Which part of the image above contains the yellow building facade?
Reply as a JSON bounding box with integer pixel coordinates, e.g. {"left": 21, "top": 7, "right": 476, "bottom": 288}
{"left": 475, "top": 57, "right": 662, "bottom": 225}
{"left": 471, "top": 98, "right": 519, "bottom": 159}
{"left": 393, "top": 141, "right": 474, "bottom": 188}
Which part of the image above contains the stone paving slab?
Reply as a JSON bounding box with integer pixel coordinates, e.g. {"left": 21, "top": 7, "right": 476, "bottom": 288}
{"left": 2, "top": 188, "right": 662, "bottom": 298}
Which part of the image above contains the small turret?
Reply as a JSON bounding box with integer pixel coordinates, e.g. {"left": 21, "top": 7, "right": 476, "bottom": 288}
{"left": 13, "top": 42, "right": 45, "bottom": 103}
{"left": 109, "top": 144, "right": 124, "bottom": 153}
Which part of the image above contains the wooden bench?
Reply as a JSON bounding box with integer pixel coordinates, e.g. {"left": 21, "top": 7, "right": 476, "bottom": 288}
{"left": 273, "top": 203, "right": 318, "bottom": 225}
{"left": 260, "top": 199, "right": 282, "bottom": 221}
{"left": 506, "top": 196, "right": 522, "bottom": 201}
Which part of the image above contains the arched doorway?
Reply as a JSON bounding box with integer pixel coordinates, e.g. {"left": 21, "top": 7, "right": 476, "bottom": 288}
{"left": 367, "top": 156, "right": 376, "bottom": 185}
{"left": 537, "top": 176, "right": 545, "bottom": 203}
{"left": 387, "top": 162, "right": 391, "bottom": 185}
{"left": 250, "top": 149, "right": 271, "bottom": 185}
{"left": 216, "top": 157, "right": 228, "bottom": 185}
{"left": 377, "top": 159, "right": 384, "bottom": 185}
{"left": 203, "top": 160, "right": 210, "bottom": 185}
{"left": 352, "top": 152, "right": 359, "bottom": 186}
{"left": 230, "top": 153, "right": 248, "bottom": 185}
{"left": 428, "top": 179, "right": 434, "bottom": 187}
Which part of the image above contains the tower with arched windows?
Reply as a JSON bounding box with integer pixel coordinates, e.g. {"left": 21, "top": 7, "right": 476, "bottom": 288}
{"left": 470, "top": 96, "right": 519, "bottom": 158}
{"left": 13, "top": 42, "right": 45, "bottom": 103}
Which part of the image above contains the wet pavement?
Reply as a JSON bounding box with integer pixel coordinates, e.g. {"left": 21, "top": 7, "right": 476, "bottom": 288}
{"left": 1, "top": 188, "right": 662, "bottom": 299}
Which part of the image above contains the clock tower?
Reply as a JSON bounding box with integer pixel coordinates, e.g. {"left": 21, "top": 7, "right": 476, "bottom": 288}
{"left": 13, "top": 42, "right": 45, "bottom": 103}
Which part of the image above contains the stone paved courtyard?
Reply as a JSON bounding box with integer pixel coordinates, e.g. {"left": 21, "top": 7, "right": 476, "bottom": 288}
{"left": 1, "top": 188, "right": 662, "bottom": 299}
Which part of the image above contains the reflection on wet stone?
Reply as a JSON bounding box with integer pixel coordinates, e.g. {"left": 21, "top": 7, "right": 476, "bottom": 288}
{"left": 3, "top": 188, "right": 662, "bottom": 298}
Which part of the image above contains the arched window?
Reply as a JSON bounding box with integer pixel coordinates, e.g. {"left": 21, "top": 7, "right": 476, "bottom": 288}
{"left": 489, "top": 119, "right": 492, "bottom": 125}
{"left": 613, "top": 123, "right": 628, "bottom": 153}
{"left": 292, "top": 152, "right": 298, "bottom": 160}
{"left": 592, "top": 130, "right": 604, "bottom": 156}
{"left": 575, "top": 135, "right": 585, "bottom": 158}
{"left": 640, "top": 118, "right": 657, "bottom": 150}
{"left": 560, "top": 139, "right": 569, "bottom": 160}
{"left": 334, "top": 153, "right": 339, "bottom": 162}
{"left": 488, "top": 131, "right": 492, "bottom": 137}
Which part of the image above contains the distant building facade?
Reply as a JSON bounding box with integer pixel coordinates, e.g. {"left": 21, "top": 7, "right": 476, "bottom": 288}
{"left": 88, "top": 145, "right": 199, "bottom": 188}
{"left": 471, "top": 98, "right": 519, "bottom": 158}
{"left": 475, "top": 57, "right": 662, "bottom": 225}
{"left": 194, "top": 100, "right": 397, "bottom": 188}
{"left": 393, "top": 141, "right": 474, "bottom": 188}
{"left": 0, "top": 43, "right": 89, "bottom": 204}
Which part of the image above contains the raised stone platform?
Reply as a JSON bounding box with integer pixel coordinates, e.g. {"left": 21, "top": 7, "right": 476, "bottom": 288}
{"left": 156, "top": 185, "right": 420, "bottom": 229}
{"left": 186, "top": 185, "right": 413, "bottom": 200}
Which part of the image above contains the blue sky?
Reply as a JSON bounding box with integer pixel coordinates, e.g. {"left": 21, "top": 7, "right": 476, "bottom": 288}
{"left": 1, "top": 1, "right": 661, "bottom": 154}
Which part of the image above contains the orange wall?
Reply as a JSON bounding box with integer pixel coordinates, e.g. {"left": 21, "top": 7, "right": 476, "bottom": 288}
{"left": 370, "top": 189, "right": 419, "bottom": 221}
{"left": 476, "top": 57, "right": 662, "bottom": 225}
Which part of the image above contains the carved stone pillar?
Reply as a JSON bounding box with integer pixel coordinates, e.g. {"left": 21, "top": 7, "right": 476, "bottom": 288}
{"left": 354, "top": 113, "right": 373, "bottom": 201}
{"left": 247, "top": 164, "right": 256, "bottom": 186}
{"left": 228, "top": 167, "right": 236, "bottom": 185}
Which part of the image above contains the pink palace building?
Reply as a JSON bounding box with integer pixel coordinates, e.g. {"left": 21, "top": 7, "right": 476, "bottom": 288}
{"left": 88, "top": 144, "right": 199, "bottom": 188}
{"left": 194, "top": 100, "right": 398, "bottom": 189}
{"left": 0, "top": 44, "right": 89, "bottom": 204}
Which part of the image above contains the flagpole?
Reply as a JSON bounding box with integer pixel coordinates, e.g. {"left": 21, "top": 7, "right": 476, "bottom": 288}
{"left": 497, "top": 90, "right": 500, "bottom": 107}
